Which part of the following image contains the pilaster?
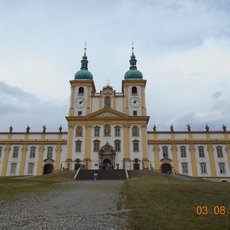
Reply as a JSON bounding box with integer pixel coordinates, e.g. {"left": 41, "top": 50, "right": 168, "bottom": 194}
{"left": 19, "top": 145, "right": 28, "bottom": 176}
{"left": 37, "top": 145, "right": 44, "bottom": 175}
{"left": 171, "top": 145, "right": 178, "bottom": 172}
{"left": 153, "top": 145, "right": 160, "bottom": 170}
{"left": 1, "top": 145, "right": 11, "bottom": 176}
{"left": 123, "top": 125, "right": 130, "bottom": 161}
{"left": 207, "top": 145, "right": 217, "bottom": 177}
{"left": 84, "top": 125, "right": 92, "bottom": 169}
{"left": 189, "top": 145, "right": 197, "bottom": 177}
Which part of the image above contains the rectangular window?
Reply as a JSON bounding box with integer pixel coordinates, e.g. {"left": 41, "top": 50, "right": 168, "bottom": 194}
{"left": 30, "top": 147, "right": 36, "bottom": 158}
{"left": 12, "top": 147, "right": 19, "bottom": 158}
{"left": 115, "top": 142, "right": 121, "bottom": 152}
{"left": 94, "top": 127, "right": 100, "bottom": 137}
{"left": 47, "top": 147, "right": 53, "bottom": 159}
{"left": 28, "top": 163, "right": 34, "bottom": 175}
{"left": 76, "top": 142, "right": 81, "bottom": 152}
{"left": 0, "top": 147, "right": 2, "bottom": 158}
{"left": 217, "top": 147, "right": 223, "bottom": 158}
{"left": 163, "top": 147, "right": 168, "bottom": 158}
{"left": 200, "top": 163, "right": 207, "bottom": 174}
{"left": 115, "top": 127, "right": 120, "bottom": 137}
{"left": 10, "top": 163, "right": 17, "bottom": 175}
{"left": 198, "top": 147, "right": 205, "bottom": 158}
{"left": 219, "top": 163, "right": 226, "bottom": 174}
{"left": 78, "top": 111, "right": 82, "bottom": 116}
{"left": 133, "top": 142, "right": 139, "bottom": 152}
{"left": 94, "top": 142, "right": 100, "bottom": 152}
{"left": 133, "top": 111, "right": 137, "bottom": 116}
{"left": 182, "top": 163, "right": 188, "bottom": 174}
{"left": 180, "top": 147, "right": 187, "bottom": 158}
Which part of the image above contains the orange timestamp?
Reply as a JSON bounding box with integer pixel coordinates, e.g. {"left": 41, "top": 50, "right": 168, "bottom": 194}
{"left": 195, "top": 206, "right": 227, "bottom": 215}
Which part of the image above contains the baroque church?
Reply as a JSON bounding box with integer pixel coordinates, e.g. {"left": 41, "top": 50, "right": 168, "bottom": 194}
{"left": 0, "top": 47, "right": 230, "bottom": 181}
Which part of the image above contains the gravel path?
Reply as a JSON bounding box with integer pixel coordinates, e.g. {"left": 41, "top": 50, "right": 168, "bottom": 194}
{"left": 0, "top": 181, "right": 128, "bottom": 230}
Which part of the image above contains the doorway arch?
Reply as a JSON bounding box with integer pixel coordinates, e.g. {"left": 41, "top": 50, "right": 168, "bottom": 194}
{"left": 103, "top": 159, "right": 111, "bottom": 169}
{"left": 161, "top": 163, "right": 172, "bottom": 174}
{"left": 43, "top": 164, "right": 53, "bottom": 174}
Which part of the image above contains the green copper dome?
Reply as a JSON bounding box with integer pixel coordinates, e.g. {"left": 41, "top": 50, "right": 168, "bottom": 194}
{"left": 75, "top": 69, "right": 93, "bottom": 80}
{"left": 124, "top": 48, "right": 143, "bottom": 80}
{"left": 124, "top": 69, "right": 143, "bottom": 80}
{"left": 74, "top": 48, "right": 93, "bottom": 80}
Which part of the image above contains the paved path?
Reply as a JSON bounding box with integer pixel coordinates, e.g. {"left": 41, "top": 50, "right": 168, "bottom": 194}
{"left": 0, "top": 181, "right": 128, "bottom": 230}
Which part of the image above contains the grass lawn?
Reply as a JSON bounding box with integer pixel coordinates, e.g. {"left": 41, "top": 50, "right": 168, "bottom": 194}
{"left": 0, "top": 171, "right": 76, "bottom": 197}
{"left": 124, "top": 171, "right": 230, "bottom": 230}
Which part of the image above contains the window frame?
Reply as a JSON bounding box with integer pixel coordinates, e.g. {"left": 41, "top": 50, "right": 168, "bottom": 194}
{"left": 198, "top": 146, "right": 205, "bottom": 158}
{"left": 200, "top": 163, "right": 207, "bottom": 174}
{"left": 12, "top": 146, "right": 19, "bottom": 158}
{"left": 75, "top": 141, "right": 82, "bottom": 152}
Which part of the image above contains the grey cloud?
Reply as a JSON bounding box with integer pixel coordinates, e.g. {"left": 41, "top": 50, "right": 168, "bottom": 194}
{"left": 0, "top": 81, "right": 68, "bottom": 132}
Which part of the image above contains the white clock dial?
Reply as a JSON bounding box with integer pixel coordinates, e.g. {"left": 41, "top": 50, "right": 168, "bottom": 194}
{"left": 129, "top": 96, "right": 141, "bottom": 108}
{"left": 75, "top": 97, "right": 86, "bottom": 109}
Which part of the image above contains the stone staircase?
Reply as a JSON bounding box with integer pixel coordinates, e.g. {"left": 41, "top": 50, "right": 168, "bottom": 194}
{"left": 76, "top": 169, "right": 127, "bottom": 180}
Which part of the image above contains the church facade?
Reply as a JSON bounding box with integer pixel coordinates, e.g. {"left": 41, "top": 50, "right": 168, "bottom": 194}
{"left": 0, "top": 48, "right": 230, "bottom": 181}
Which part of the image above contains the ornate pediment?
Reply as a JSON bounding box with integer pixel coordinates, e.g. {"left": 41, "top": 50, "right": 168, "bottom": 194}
{"left": 99, "top": 142, "right": 116, "bottom": 155}
{"left": 86, "top": 108, "right": 129, "bottom": 119}
{"left": 97, "top": 112, "right": 120, "bottom": 118}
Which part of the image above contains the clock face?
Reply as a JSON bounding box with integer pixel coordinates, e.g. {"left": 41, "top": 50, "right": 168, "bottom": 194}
{"left": 75, "top": 97, "right": 86, "bottom": 109}
{"left": 129, "top": 96, "right": 141, "bottom": 108}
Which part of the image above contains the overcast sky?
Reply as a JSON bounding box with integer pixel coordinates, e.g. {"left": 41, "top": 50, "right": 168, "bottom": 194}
{"left": 0, "top": 0, "right": 230, "bottom": 132}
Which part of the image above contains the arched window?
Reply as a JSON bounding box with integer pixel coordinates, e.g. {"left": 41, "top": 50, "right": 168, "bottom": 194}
{"left": 76, "top": 126, "right": 83, "bottom": 137}
{"left": 30, "top": 146, "right": 36, "bottom": 158}
{"left": 132, "top": 126, "right": 139, "bottom": 137}
{"left": 104, "top": 124, "right": 111, "bottom": 136}
{"left": 104, "top": 96, "right": 111, "bottom": 108}
{"left": 47, "top": 147, "right": 53, "bottom": 159}
{"left": 162, "top": 146, "right": 168, "bottom": 158}
{"left": 131, "top": 86, "right": 137, "bottom": 94}
{"left": 78, "top": 87, "right": 84, "bottom": 94}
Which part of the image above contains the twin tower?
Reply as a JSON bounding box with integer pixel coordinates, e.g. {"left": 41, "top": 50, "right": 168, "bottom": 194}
{"left": 66, "top": 47, "right": 149, "bottom": 170}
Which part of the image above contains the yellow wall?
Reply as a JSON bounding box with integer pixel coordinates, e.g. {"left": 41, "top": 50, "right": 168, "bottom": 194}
{"left": 1, "top": 145, "right": 10, "bottom": 176}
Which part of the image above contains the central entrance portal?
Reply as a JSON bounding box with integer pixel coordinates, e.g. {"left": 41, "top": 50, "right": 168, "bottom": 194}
{"left": 98, "top": 142, "right": 116, "bottom": 169}
{"left": 103, "top": 159, "right": 111, "bottom": 169}
{"left": 161, "top": 163, "right": 172, "bottom": 174}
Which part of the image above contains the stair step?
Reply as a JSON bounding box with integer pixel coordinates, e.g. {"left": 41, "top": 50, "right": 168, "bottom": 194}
{"left": 76, "top": 169, "right": 127, "bottom": 180}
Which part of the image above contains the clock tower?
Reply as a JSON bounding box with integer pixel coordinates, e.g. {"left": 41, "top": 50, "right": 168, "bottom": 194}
{"left": 66, "top": 48, "right": 96, "bottom": 169}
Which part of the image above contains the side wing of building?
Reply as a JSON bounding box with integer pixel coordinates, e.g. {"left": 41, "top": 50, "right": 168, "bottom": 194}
{"left": 147, "top": 131, "right": 230, "bottom": 179}
{"left": 0, "top": 132, "right": 67, "bottom": 176}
